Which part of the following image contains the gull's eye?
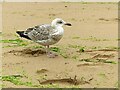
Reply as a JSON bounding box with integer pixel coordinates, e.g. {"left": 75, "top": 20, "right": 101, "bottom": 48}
{"left": 57, "top": 21, "right": 63, "bottom": 24}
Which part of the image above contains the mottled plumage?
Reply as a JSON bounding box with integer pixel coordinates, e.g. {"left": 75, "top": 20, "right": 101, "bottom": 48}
{"left": 25, "top": 24, "right": 52, "bottom": 41}
{"left": 16, "top": 18, "right": 71, "bottom": 57}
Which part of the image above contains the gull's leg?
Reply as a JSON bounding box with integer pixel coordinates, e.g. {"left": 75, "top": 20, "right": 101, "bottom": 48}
{"left": 45, "top": 45, "right": 49, "bottom": 55}
{"left": 46, "top": 45, "right": 57, "bottom": 58}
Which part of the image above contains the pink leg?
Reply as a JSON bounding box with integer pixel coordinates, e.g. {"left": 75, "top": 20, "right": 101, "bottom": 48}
{"left": 46, "top": 45, "right": 58, "bottom": 58}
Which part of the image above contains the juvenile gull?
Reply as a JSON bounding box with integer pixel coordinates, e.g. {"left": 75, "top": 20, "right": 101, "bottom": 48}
{"left": 16, "top": 18, "right": 72, "bottom": 58}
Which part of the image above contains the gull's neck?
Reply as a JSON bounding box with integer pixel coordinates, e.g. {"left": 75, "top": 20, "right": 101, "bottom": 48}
{"left": 51, "top": 24, "right": 62, "bottom": 29}
{"left": 51, "top": 24, "right": 64, "bottom": 34}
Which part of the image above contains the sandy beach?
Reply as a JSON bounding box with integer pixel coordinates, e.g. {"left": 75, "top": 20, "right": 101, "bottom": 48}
{"left": 2, "top": 2, "right": 118, "bottom": 88}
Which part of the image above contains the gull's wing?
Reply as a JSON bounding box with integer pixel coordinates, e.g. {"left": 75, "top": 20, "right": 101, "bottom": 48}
{"left": 24, "top": 24, "right": 53, "bottom": 41}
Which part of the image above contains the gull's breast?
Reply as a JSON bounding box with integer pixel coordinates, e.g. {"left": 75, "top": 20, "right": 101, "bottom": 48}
{"left": 49, "top": 27, "right": 64, "bottom": 45}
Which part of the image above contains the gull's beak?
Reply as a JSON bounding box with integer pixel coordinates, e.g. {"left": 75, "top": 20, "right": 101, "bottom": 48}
{"left": 64, "top": 23, "right": 72, "bottom": 26}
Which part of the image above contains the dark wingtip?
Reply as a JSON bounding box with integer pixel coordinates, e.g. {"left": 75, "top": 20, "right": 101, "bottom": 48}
{"left": 16, "top": 31, "right": 19, "bottom": 33}
{"left": 16, "top": 31, "right": 24, "bottom": 34}
{"left": 16, "top": 31, "right": 24, "bottom": 37}
{"left": 16, "top": 31, "right": 19, "bottom": 34}
{"left": 16, "top": 31, "right": 31, "bottom": 40}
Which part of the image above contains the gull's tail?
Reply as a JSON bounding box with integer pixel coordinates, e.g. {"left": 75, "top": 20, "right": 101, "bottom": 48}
{"left": 16, "top": 31, "right": 31, "bottom": 40}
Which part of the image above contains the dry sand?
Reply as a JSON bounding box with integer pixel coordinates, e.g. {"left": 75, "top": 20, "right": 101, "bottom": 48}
{"left": 2, "top": 2, "right": 118, "bottom": 88}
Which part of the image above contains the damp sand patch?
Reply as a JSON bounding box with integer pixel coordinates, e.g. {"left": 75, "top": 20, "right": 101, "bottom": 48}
{"left": 6, "top": 48, "right": 46, "bottom": 57}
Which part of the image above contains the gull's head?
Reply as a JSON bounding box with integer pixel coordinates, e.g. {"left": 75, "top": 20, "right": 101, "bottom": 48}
{"left": 51, "top": 18, "right": 72, "bottom": 27}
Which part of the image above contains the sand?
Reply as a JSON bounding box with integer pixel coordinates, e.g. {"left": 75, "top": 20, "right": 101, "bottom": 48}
{"left": 2, "top": 2, "right": 118, "bottom": 88}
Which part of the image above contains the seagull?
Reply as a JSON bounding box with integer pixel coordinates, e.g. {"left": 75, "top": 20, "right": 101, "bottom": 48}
{"left": 16, "top": 18, "right": 72, "bottom": 58}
